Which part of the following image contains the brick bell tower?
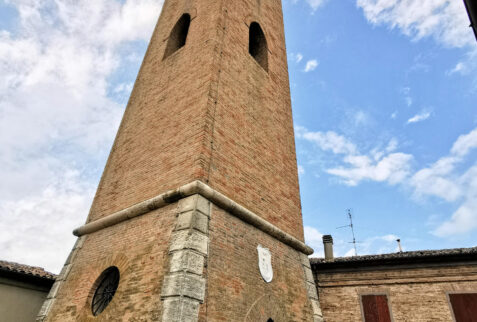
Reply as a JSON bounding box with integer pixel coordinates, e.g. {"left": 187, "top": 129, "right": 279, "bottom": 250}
{"left": 38, "top": 0, "right": 323, "bottom": 321}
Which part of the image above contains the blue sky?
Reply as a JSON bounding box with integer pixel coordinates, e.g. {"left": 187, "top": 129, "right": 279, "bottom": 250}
{"left": 0, "top": 0, "right": 476, "bottom": 272}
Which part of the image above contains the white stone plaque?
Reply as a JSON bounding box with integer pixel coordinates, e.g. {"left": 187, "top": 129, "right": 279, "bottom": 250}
{"left": 257, "top": 245, "right": 273, "bottom": 283}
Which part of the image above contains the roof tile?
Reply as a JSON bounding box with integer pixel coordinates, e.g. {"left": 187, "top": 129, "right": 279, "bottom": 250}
{"left": 0, "top": 260, "right": 56, "bottom": 280}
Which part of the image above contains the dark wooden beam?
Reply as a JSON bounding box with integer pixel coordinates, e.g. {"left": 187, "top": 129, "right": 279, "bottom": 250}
{"left": 464, "top": 0, "right": 477, "bottom": 41}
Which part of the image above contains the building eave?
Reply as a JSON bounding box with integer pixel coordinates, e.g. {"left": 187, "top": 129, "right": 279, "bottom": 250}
{"left": 311, "top": 247, "right": 477, "bottom": 271}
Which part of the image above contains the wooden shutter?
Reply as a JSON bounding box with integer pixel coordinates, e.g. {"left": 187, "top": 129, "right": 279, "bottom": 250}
{"left": 449, "top": 293, "right": 477, "bottom": 322}
{"left": 361, "top": 295, "right": 392, "bottom": 322}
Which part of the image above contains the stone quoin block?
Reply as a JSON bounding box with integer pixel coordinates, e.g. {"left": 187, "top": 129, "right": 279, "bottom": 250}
{"left": 37, "top": 299, "right": 53, "bottom": 319}
{"left": 169, "top": 230, "right": 209, "bottom": 255}
{"left": 304, "top": 266, "right": 315, "bottom": 283}
{"left": 162, "top": 297, "right": 200, "bottom": 322}
{"left": 57, "top": 264, "right": 72, "bottom": 281}
{"left": 175, "top": 210, "right": 209, "bottom": 234}
{"left": 177, "top": 194, "right": 210, "bottom": 216}
{"left": 169, "top": 250, "right": 205, "bottom": 275}
{"left": 306, "top": 281, "right": 319, "bottom": 300}
{"left": 161, "top": 272, "right": 206, "bottom": 302}
{"left": 46, "top": 282, "right": 61, "bottom": 300}
{"left": 301, "top": 253, "right": 311, "bottom": 268}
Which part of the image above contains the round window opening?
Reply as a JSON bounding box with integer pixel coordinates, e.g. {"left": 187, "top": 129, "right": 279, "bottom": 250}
{"left": 91, "top": 266, "right": 120, "bottom": 316}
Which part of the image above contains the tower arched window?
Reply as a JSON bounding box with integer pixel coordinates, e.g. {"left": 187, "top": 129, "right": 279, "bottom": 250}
{"left": 249, "top": 22, "right": 268, "bottom": 71}
{"left": 164, "top": 13, "right": 191, "bottom": 59}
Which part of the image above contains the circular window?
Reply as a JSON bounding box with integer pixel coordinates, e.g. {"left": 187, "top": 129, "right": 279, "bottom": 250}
{"left": 91, "top": 266, "right": 120, "bottom": 316}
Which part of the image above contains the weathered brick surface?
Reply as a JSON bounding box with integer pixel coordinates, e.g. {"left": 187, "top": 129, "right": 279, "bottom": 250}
{"left": 46, "top": 199, "right": 315, "bottom": 321}
{"left": 45, "top": 0, "right": 312, "bottom": 320}
{"left": 45, "top": 204, "right": 177, "bottom": 321}
{"left": 315, "top": 264, "right": 477, "bottom": 322}
{"left": 87, "top": 0, "right": 304, "bottom": 241}
{"left": 204, "top": 205, "right": 314, "bottom": 321}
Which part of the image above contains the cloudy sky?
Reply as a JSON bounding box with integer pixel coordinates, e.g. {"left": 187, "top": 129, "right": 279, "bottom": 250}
{"left": 0, "top": 0, "right": 475, "bottom": 273}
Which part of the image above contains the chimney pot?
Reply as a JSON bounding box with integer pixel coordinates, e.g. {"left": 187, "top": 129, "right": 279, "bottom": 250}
{"left": 322, "top": 235, "right": 334, "bottom": 260}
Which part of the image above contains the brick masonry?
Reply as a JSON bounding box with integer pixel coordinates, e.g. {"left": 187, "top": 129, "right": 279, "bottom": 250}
{"left": 315, "top": 264, "right": 477, "bottom": 321}
{"left": 37, "top": 236, "right": 86, "bottom": 321}
{"left": 86, "top": 0, "right": 304, "bottom": 242}
{"left": 40, "top": 0, "right": 319, "bottom": 320}
{"left": 199, "top": 203, "right": 317, "bottom": 321}
{"left": 41, "top": 193, "right": 320, "bottom": 321}
{"left": 41, "top": 204, "right": 178, "bottom": 321}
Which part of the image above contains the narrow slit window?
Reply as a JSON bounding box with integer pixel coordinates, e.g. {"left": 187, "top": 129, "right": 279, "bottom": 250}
{"left": 164, "top": 14, "right": 191, "bottom": 59}
{"left": 361, "top": 295, "right": 392, "bottom": 322}
{"left": 249, "top": 22, "right": 268, "bottom": 71}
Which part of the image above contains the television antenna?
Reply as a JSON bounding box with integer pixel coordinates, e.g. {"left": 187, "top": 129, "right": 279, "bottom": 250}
{"left": 337, "top": 209, "right": 359, "bottom": 256}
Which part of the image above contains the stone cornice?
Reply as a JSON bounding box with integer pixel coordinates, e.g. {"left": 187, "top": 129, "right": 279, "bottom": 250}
{"left": 73, "top": 181, "right": 314, "bottom": 255}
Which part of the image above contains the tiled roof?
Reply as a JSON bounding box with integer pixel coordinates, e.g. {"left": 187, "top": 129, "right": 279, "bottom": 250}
{"left": 311, "top": 247, "right": 477, "bottom": 268}
{"left": 0, "top": 260, "right": 56, "bottom": 280}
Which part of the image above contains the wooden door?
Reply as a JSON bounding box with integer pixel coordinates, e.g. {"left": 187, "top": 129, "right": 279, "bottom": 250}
{"left": 361, "top": 295, "right": 392, "bottom": 322}
{"left": 449, "top": 293, "right": 477, "bottom": 322}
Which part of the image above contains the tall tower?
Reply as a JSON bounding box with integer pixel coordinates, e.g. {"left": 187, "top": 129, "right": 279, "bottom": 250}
{"left": 38, "top": 0, "right": 323, "bottom": 321}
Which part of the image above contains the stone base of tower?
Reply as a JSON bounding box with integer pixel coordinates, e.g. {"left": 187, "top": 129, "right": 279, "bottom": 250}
{"left": 38, "top": 182, "right": 323, "bottom": 321}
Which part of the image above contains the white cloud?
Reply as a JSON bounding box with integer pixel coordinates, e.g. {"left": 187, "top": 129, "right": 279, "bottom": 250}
{"left": 407, "top": 127, "right": 477, "bottom": 236}
{"left": 407, "top": 111, "right": 431, "bottom": 124}
{"left": 448, "top": 48, "right": 477, "bottom": 78}
{"left": 296, "top": 127, "right": 358, "bottom": 155}
{"left": 303, "top": 0, "right": 328, "bottom": 11}
{"left": 352, "top": 110, "right": 370, "bottom": 126}
{"left": 355, "top": 234, "right": 401, "bottom": 256}
{"left": 292, "top": 0, "right": 328, "bottom": 11}
{"left": 338, "top": 234, "right": 400, "bottom": 258}
{"left": 297, "top": 124, "right": 477, "bottom": 237}
{"left": 289, "top": 52, "right": 304, "bottom": 64}
{"left": 410, "top": 157, "right": 462, "bottom": 202}
{"left": 304, "top": 59, "right": 319, "bottom": 72}
{"left": 297, "top": 126, "right": 411, "bottom": 186}
{"left": 401, "top": 87, "right": 413, "bottom": 107}
{"left": 0, "top": 169, "right": 94, "bottom": 272}
{"left": 450, "top": 128, "right": 477, "bottom": 157}
{"left": 328, "top": 152, "right": 413, "bottom": 186}
{"left": 0, "top": 0, "right": 162, "bottom": 272}
{"left": 434, "top": 195, "right": 477, "bottom": 237}
{"left": 356, "top": 0, "right": 473, "bottom": 48}
{"left": 298, "top": 165, "right": 306, "bottom": 175}
{"left": 296, "top": 53, "right": 304, "bottom": 63}
{"left": 432, "top": 164, "right": 477, "bottom": 236}
{"left": 357, "top": 0, "right": 477, "bottom": 85}
{"left": 304, "top": 226, "right": 324, "bottom": 257}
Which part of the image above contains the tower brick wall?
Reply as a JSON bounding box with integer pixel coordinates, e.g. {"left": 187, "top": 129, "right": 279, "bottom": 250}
{"left": 206, "top": 205, "right": 314, "bottom": 321}
{"left": 38, "top": 0, "right": 321, "bottom": 321}
{"left": 88, "top": 0, "right": 303, "bottom": 241}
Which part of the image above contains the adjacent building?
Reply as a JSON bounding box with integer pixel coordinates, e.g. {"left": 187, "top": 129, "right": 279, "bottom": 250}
{"left": 0, "top": 260, "right": 55, "bottom": 322}
{"left": 312, "top": 237, "right": 477, "bottom": 322}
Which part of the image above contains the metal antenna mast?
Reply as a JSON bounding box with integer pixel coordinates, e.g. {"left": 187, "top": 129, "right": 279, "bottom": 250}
{"left": 337, "top": 209, "right": 358, "bottom": 256}
{"left": 347, "top": 209, "right": 358, "bottom": 256}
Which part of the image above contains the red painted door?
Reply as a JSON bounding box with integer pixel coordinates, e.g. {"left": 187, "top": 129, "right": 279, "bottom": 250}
{"left": 362, "top": 295, "right": 392, "bottom": 322}
{"left": 449, "top": 293, "right": 477, "bottom": 322}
